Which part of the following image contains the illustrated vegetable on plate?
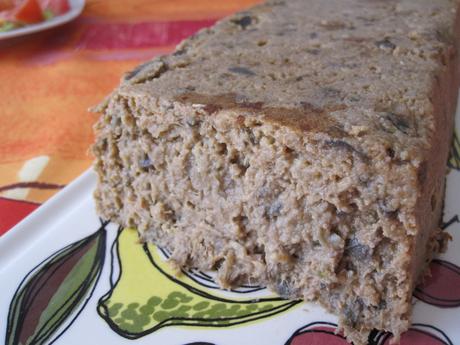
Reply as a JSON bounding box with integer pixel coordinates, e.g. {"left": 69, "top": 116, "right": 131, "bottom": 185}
{"left": 0, "top": 0, "right": 70, "bottom": 32}
{"left": 97, "top": 228, "right": 300, "bottom": 338}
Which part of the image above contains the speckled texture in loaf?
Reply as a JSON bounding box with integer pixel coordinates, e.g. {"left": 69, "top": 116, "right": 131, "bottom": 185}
{"left": 92, "top": 0, "right": 460, "bottom": 343}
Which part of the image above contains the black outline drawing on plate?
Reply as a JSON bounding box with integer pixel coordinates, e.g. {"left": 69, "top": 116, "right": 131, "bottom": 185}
{"left": 284, "top": 321, "right": 347, "bottom": 344}
{"left": 285, "top": 321, "right": 453, "bottom": 345}
{"left": 448, "top": 130, "right": 460, "bottom": 171}
{"left": 442, "top": 215, "right": 460, "bottom": 230}
{"left": 159, "top": 247, "right": 265, "bottom": 294}
{"left": 5, "top": 220, "right": 107, "bottom": 345}
{"left": 97, "top": 227, "right": 301, "bottom": 340}
{"left": 370, "top": 323, "right": 453, "bottom": 345}
{"left": 414, "top": 259, "right": 460, "bottom": 307}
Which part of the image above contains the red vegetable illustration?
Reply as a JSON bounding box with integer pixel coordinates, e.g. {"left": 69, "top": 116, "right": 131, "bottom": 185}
{"left": 5, "top": 224, "right": 107, "bottom": 345}
{"left": 287, "top": 322, "right": 453, "bottom": 345}
{"left": 371, "top": 324, "right": 453, "bottom": 345}
{"left": 414, "top": 260, "right": 460, "bottom": 307}
{"left": 285, "top": 322, "right": 349, "bottom": 345}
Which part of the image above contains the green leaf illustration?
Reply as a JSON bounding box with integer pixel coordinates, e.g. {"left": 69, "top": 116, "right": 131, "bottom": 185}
{"left": 6, "top": 227, "right": 106, "bottom": 345}
{"left": 448, "top": 130, "right": 460, "bottom": 170}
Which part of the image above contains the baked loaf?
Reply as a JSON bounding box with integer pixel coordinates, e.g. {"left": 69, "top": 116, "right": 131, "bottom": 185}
{"left": 93, "top": 0, "right": 460, "bottom": 343}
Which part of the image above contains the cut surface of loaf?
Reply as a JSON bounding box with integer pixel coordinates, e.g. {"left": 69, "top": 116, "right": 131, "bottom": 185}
{"left": 92, "top": 0, "right": 460, "bottom": 343}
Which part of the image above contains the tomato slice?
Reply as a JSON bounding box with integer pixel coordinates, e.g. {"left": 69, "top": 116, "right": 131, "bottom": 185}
{"left": 14, "top": 0, "right": 44, "bottom": 23}
{"left": 39, "top": 0, "right": 69, "bottom": 16}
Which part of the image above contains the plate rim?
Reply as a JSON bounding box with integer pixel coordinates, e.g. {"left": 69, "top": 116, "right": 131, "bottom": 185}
{"left": 0, "top": 168, "right": 95, "bottom": 273}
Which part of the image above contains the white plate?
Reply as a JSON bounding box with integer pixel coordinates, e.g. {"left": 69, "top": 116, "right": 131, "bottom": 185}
{"left": 0, "top": 0, "right": 85, "bottom": 40}
{"left": 0, "top": 116, "right": 459, "bottom": 344}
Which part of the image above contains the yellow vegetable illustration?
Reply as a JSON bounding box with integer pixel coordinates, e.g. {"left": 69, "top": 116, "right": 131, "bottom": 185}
{"left": 97, "top": 228, "right": 300, "bottom": 339}
{"left": 449, "top": 130, "right": 460, "bottom": 171}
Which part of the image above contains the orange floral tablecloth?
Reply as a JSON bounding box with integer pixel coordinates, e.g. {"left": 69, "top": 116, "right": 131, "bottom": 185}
{"left": 0, "top": 0, "right": 259, "bottom": 235}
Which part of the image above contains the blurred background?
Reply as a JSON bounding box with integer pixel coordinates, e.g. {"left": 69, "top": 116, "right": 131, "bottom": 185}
{"left": 0, "top": 0, "right": 260, "bottom": 234}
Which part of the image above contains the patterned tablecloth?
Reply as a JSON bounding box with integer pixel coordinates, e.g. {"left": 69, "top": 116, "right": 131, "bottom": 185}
{"left": 0, "top": 0, "right": 260, "bottom": 235}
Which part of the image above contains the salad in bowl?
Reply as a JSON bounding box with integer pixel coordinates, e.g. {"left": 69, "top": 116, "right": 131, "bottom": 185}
{"left": 0, "top": 0, "right": 70, "bottom": 32}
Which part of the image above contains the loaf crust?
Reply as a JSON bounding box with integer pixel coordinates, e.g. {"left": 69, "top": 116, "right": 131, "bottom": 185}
{"left": 92, "top": 0, "right": 460, "bottom": 343}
